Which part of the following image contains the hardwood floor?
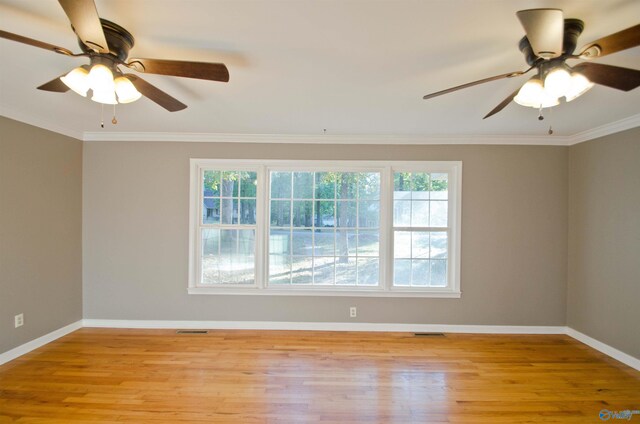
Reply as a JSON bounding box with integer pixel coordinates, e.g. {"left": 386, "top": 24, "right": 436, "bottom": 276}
{"left": 0, "top": 329, "right": 638, "bottom": 423}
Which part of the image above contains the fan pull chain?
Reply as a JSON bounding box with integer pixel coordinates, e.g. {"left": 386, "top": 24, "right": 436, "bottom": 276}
{"left": 537, "top": 105, "right": 544, "bottom": 121}
{"left": 112, "top": 104, "right": 118, "bottom": 125}
{"left": 100, "top": 104, "right": 104, "bottom": 128}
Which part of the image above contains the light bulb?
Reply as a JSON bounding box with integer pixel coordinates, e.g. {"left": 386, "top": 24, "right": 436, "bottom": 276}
{"left": 91, "top": 88, "right": 117, "bottom": 105}
{"left": 60, "top": 67, "right": 90, "bottom": 97}
{"left": 88, "top": 64, "right": 115, "bottom": 92}
{"left": 544, "top": 67, "right": 571, "bottom": 99}
{"left": 114, "top": 76, "right": 142, "bottom": 103}
{"left": 565, "top": 72, "right": 594, "bottom": 102}
{"left": 514, "top": 78, "right": 544, "bottom": 108}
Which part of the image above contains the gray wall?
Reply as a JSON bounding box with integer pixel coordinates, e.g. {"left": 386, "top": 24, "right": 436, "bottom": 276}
{"left": 0, "top": 117, "right": 83, "bottom": 353}
{"left": 568, "top": 127, "right": 640, "bottom": 359}
{"left": 83, "top": 141, "right": 568, "bottom": 325}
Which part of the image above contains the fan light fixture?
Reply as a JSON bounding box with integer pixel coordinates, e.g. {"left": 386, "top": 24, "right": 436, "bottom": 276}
{"left": 514, "top": 66, "right": 593, "bottom": 109}
{"left": 61, "top": 63, "right": 141, "bottom": 105}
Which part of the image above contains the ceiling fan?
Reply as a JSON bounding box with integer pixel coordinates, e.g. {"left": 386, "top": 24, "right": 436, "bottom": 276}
{"left": 422, "top": 9, "right": 640, "bottom": 119}
{"left": 0, "top": 0, "right": 230, "bottom": 113}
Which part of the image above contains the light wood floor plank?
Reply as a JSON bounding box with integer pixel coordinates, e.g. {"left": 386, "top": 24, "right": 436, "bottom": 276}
{"left": 0, "top": 329, "right": 638, "bottom": 423}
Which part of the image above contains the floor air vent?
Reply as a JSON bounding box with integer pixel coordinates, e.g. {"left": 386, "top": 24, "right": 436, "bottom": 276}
{"left": 176, "top": 330, "right": 209, "bottom": 334}
{"left": 414, "top": 332, "right": 445, "bottom": 337}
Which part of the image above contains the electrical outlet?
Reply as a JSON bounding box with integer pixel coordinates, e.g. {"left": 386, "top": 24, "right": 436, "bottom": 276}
{"left": 349, "top": 306, "right": 357, "bottom": 318}
{"left": 14, "top": 313, "right": 24, "bottom": 328}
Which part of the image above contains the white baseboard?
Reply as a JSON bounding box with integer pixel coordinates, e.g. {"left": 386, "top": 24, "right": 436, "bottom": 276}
{"left": 566, "top": 327, "right": 640, "bottom": 371}
{"left": 82, "top": 319, "right": 565, "bottom": 334}
{"left": 0, "top": 320, "right": 83, "bottom": 366}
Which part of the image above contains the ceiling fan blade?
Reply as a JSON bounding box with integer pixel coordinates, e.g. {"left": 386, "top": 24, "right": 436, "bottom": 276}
{"left": 124, "top": 74, "right": 187, "bottom": 112}
{"left": 423, "top": 70, "right": 527, "bottom": 100}
{"left": 58, "top": 0, "right": 109, "bottom": 53}
{"left": 483, "top": 90, "right": 519, "bottom": 119}
{"left": 37, "top": 75, "right": 70, "bottom": 93}
{"left": 578, "top": 24, "right": 640, "bottom": 59}
{"left": 516, "top": 9, "right": 564, "bottom": 58}
{"left": 127, "top": 58, "right": 230, "bottom": 82}
{"left": 0, "top": 30, "right": 74, "bottom": 55}
{"left": 573, "top": 62, "right": 640, "bottom": 91}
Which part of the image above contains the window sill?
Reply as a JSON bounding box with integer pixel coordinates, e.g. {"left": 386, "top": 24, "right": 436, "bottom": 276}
{"left": 188, "top": 287, "right": 462, "bottom": 298}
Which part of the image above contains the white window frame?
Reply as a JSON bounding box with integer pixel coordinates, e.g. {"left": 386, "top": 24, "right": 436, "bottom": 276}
{"left": 189, "top": 159, "right": 462, "bottom": 298}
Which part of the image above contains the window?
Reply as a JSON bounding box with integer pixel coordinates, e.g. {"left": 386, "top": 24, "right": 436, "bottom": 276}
{"left": 189, "top": 160, "right": 461, "bottom": 297}
{"left": 268, "top": 171, "right": 380, "bottom": 287}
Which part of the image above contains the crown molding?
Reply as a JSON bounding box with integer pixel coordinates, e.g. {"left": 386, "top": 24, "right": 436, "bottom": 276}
{"left": 81, "top": 112, "right": 640, "bottom": 145}
{"left": 568, "top": 113, "right": 640, "bottom": 144}
{"left": 82, "top": 131, "right": 575, "bottom": 145}
{"left": 2, "top": 104, "right": 638, "bottom": 146}
{"left": 0, "top": 105, "right": 83, "bottom": 141}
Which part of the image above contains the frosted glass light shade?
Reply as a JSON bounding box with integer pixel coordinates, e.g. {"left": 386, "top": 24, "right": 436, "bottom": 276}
{"left": 88, "top": 64, "right": 115, "bottom": 92}
{"left": 114, "top": 76, "right": 142, "bottom": 103}
{"left": 514, "top": 78, "right": 544, "bottom": 108}
{"left": 91, "top": 88, "right": 117, "bottom": 105}
{"left": 60, "top": 67, "right": 90, "bottom": 96}
{"left": 565, "top": 73, "right": 594, "bottom": 102}
{"left": 544, "top": 67, "right": 571, "bottom": 98}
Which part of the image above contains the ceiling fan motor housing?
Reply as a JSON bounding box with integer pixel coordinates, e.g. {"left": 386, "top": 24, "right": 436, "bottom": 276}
{"left": 519, "top": 18, "right": 584, "bottom": 65}
{"left": 77, "top": 19, "right": 135, "bottom": 62}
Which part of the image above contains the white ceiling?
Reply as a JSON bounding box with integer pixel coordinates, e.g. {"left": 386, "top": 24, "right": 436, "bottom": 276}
{"left": 0, "top": 0, "right": 639, "bottom": 140}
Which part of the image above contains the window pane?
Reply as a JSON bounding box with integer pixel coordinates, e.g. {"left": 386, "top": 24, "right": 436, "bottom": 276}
{"left": 270, "top": 200, "right": 291, "bottom": 227}
{"left": 269, "top": 255, "right": 291, "bottom": 285}
{"left": 314, "top": 201, "right": 335, "bottom": 227}
{"left": 411, "top": 260, "right": 430, "bottom": 286}
{"left": 336, "top": 201, "right": 357, "bottom": 227}
{"left": 271, "top": 172, "right": 292, "bottom": 198}
{"left": 292, "top": 229, "right": 313, "bottom": 256}
{"left": 430, "top": 232, "right": 448, "bottom": 259}
{"left": 336, "top": 229, "right": 357, "bottom": 256}
{"left": 202, "top": 229, "right": 220, "bottom": 256}
{"left": 358, "top": 173, "right": 380, "bottom": 200}
{"left": 203, "top": 198, "right": 220, "bottom": 224}
{"left": 203, "top": 170, "right": 221, "bottom": 197}
{"left": 315, "top": 172, "right": 335, "bottom": 199}
{"left": 221, "top": 171, "right": 239, "bottom": 197}
{"left": 239, "top": 199, "right": 256, "bottom": 224}
{"left": 394, "top": 173, "right": 411, "bottom": 199}
{"left": 394, "top": 259, "right": 411, "bottom": 286}
{"left": 221, "top": 199, "right": 238, "bottom": 224}
{"left": 335, "top": 257, "right": 357, "bottom": 286}
{"left": 240, "top": 172, "right": 257, "bottom": 197}
{"left": 412, "top": 232, "right": 430, "bottom": 258}
{"left": 293, "top": 172, "right": 313, "bottom": 199}
{"left": 412, "top": 172, "right": 430, "bottom": 200}
{"left": 357, "top": 230, "right": 379, "bottom": 257}
{"left": 336, "top": 173, "right": 358, "bottom": 199}
{"left": 269, "top": 229, "right": 290, "bottom": 255}
{"left": 430, "top": 200, "right": 448, "bottom": 227}
{"left": 314, "top": 229, "right": 335, "bottom": 256}
{"left": 357, "top": 258, "right": 379, "bottom": 286}
{"left": 217, "top": 229, "right": 255, "bottom": 285}
{"left": 292, "top": 200, "right": 313, "bottom": 227}
{"left": 267, "top": 168, "right": 380, "bottom": 289}
{"left": 411, "top": 201, "right": 429, "bottom": 227}
{"left": 430, "top": 259, "right": 447, "bottom": 286}
{"left": 291, "top": 256, "right": 313, "bottom": 284}
{"left": 201, "top": 229, "right": 220, "bottom": 285}
{"left": 393, "top": 200, "right": 411, "bottom": 226}
{"left": 358, "top": 201, "right": 379, "bottom": 228}
{"left": 430, "top": 173, "right": 448, "bottom": 200}
{"left": 313, "top": 257, "right": 335, "bottom": 285}
{"left": 394, "top": 231, "right": 411, "bottom": 259}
